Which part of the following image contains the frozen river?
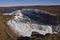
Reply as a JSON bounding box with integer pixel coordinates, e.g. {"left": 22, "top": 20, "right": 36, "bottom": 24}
{"left": 7, "top": 9, "right": 55, "bottom": 37}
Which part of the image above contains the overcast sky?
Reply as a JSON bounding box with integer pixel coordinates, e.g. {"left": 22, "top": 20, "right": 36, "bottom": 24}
{"left": 0, "top": 0, "right": 60, "bottom": 6}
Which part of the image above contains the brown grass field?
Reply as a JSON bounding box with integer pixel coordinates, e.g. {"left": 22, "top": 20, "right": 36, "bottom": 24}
{"left": 0, "top": 6, "right": 60, "bottom": 40}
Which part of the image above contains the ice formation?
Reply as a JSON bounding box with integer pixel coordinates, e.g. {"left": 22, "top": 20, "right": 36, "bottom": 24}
{"left": 7, "top": 10, "right": 53, "bottom": 37}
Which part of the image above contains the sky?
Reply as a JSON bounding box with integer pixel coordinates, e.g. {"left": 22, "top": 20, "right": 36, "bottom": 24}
{"left": 0, "top": 0, "right": 60, "bottom": 6}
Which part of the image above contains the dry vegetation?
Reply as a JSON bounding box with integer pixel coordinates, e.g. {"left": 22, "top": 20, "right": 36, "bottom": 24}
{"left": 0, "top": 14, "right": 17, "bottom": 40}
{"left": 0, "top": 7, "right": 4, "bottom": 12}
{"left": 0, "top": 6, "right": 60, "bottom": 40}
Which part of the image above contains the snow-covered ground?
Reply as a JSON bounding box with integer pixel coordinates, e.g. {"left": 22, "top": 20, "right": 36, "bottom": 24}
{"left": 7, "top": 10, "right": 53, "bottom": 37}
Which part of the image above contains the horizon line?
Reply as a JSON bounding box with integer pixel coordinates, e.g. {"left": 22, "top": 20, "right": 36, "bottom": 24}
{"left": 0, "top": 4, "right": 60, "bottom": 7}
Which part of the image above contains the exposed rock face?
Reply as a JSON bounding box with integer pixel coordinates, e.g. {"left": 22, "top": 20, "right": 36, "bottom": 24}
{"left": 7, "top": 9, "right": 57, "bottom": 37}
